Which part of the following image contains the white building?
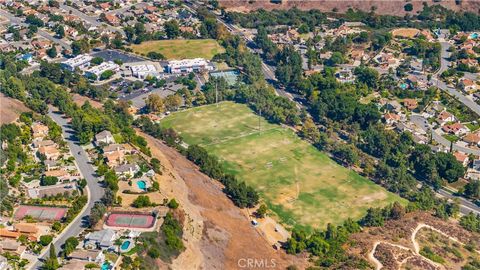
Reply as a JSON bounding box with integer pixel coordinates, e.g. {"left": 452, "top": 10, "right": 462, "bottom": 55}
{"left": 61, "top": 54, "right": 93, "bottom": 72}
{"left": 85, "top": 61, "right": 119, "bottom": 79}
{"left": 130, "top": 64, "right": 159, "bottom": 79}
{"left": 167, "top": 58, "right": 213, "bottom": 74}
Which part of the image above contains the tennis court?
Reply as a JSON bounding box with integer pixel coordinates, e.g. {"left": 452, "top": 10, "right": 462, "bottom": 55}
{"left": 14, "top": 205, "right": 67, "bottom": 221}
{"left": 106, "top": 213, "right": 155, "bottom": 228}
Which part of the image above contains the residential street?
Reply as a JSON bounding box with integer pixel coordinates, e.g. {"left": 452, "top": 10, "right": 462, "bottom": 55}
{"left": 410, "top": 114, "right": 480, "bottom": 155}
{"left": 59, "top": 3, "right": 125, "bottom": 36}
{"left": 0, "top": 9, "right": 71, "bottom": 49}
{"left": 30, "top": 109, "right": 105, "bottom": 270}
{"left": 433, "top": 35, "right": 480, "bottom": 115}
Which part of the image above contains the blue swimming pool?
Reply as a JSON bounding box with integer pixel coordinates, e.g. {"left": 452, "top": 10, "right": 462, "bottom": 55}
{"left": 470, "top": 33, "right": 479, "bottom": 39}
{"left": 101, "top": 262, "right": 111, "bottom": 270}
{"left": 137, "top": 180, "right": 147, "bottom": 191}
{"left": 400, "top": 83, "right": 408, "bottom": 90}
{"left": 120, "top": 240, "right": 131, "bottom": 251}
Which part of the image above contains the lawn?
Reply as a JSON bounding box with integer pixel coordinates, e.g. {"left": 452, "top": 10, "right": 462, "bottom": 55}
{"left": 161, "top": 102, "right": 404, "bottom": 231}
{"left": 129, "top": 39, "right": 225, "bottom": 60}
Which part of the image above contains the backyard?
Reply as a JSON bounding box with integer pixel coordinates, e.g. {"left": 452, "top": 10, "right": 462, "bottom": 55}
{"left": 128, "top": 39, "right": 225, "bottom": 60}
{"left": 161, "top": 102, "right": 404, "bottom": 231}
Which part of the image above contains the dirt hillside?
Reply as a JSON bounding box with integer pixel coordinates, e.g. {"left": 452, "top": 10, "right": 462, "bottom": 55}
{"left": 137, "top": 130, "right": 308, "bottom": 270}
{"left": 0, "top": 93, "right": 30, "bottom": 124}
{"left": 220, "top": 0, "right": 480, "bottom": 15}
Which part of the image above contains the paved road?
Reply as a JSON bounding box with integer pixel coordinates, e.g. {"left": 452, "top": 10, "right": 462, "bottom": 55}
{"left": 0, "top": 10, "right": 71, "bottom": 49}
{"left": 436, "top": 188, "right": 480, "bottom": 215}
{"left": 410, "top": 114, "right": 480, "bottom": 155}
{"left": 433, "top": 33, "right": 480, "bottom": 116}
{"left": 30, "top": 109, "right": 104, "bottom": 269}
{"left": 59, "top": 3, "right": 125, "bottom": 36}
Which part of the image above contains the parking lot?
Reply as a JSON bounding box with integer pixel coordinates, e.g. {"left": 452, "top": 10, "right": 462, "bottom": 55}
{"left": 91, "top": 49, "right": 145, "bottom": 63}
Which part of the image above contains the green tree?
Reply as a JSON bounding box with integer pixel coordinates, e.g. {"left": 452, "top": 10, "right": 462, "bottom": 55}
{"left": 63, "top": 237, "right": 79, "bottom": 256}
{"left": 164, "top": 20, "right": 180, "bottom": 39}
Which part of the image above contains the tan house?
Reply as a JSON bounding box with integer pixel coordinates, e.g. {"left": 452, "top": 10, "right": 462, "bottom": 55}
{"left": 437, "top": 111, "right": 455, "bottom": 125}
{"left": 32, "top": 123, "right": 49, "bottom": 141}
{"left": 384, "top": 113, "right": 400, "bottom": 125}
{"left": 38, "top": 145, "right": 61, "bottom": 160}
{"left": 459, "top": 78, "right": 478, "bottom": 94}
{"left": 453, "top": 151, "right": 469, "bottom": 167}
{"left": 105, "top": 150, "right": 125, "bottom": 167}
{"left": 403, "top": 99, "right": 418, "bottom": 110}
{"left": 463, "top": 133, "right": 480, "bottom": 146}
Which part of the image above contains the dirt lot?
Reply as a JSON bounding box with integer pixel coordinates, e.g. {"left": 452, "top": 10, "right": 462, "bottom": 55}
{"left": 220, "top": 0, "right": 480, "bottom": 15}
{"left": 137, "top": 130, "right": 308, "bottom": 270}
{"left": 72, "top": 93, "right": 103, "bottom": 109}
{"left": 392, "top": 28, "right": 420, "bottom": 38}
{"left": 0, "top": 93, "right": 30, "bottom": 124}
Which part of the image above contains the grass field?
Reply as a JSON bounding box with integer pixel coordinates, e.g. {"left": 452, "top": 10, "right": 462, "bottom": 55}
{"left": 129, "top": 39, "right": 225, "bottom": 60}
{"left": 161, "top": 102, "right": 404, "bottom": 231}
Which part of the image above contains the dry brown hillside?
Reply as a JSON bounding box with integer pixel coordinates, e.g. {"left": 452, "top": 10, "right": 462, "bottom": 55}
{"left": 219, "top": 0, "right": 480, "bottom": 15}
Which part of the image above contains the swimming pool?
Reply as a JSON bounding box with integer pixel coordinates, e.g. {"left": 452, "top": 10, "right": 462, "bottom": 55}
{"left": 470, "top": 33, "right": 479, "bottom": 39}
{"left": 400, "top": 83, "right": 408, "bottom": 90}
{"left": 121, "top": 240, "right": 131, "bottom": 251}
{"left": 101, "top": 262, "right": 111, "bottom": 270}
{"left": 136, "top": 180, "right": 147, "bottom": 191}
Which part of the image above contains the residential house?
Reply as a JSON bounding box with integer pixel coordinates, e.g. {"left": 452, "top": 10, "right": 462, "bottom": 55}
{"left": 13, "top": 223, "right": 38, "bottom": 240}
{"left": 105, "top": 150, "right": 125, "bottom": 167}
{"left": 44, "top": 160, "right": 60, "bottom": 171}
{"left": 69, "top": 250, "right": 105, "bottom": 264}
{"left": 403, "top": 99, "right": 418, "bottom": 110}
{"left": 459, "top": 58, "right": 478, "bottom": 68}
{"left": 95, "top": 130, "right": 115, "bottom": 145}
{"left": 437, "top": 111, "right": 455, "bottom": 125}
{"left": 38, "top": 145, "right": 61, "bottom": 160}
{"left": 0, "top": 240, "right": 26, "bottom": 256}
{"left": 463, "top": 133, "right": 480, "bottom": 146}
{"left": 0, "top": 229, "right": 20, "bottom": 239}
{"left": 28, "top": 182, "right": 77, "bottom": 199}
{"left": 459, "top": 78, "right": 478, "bottom": 94}
{"left": 442, "top": 123, "right": 470, "bottom": 136}
{"left": 453, "top": 151, "right": 469, "bottom": 167}
{"left": 104, "top": 14, "right": 120, "bottom": 26}
{"left": 31, "top": 40, "right": 52, "bottom": 50}
{"left": 384, "top": 113, "right": 401, "bottom": 125}
{"left": 103, "top": 144, "right": 126, "bottom": 154}
{"left": 32, "top": 122, "right": 49, "bottom": 141}
{"left": 44, "top": 169, "right": 71, "bottom": 181}
{"left": 32, "top": 139, "right": 56, "bottom": 150}
{"left": 84, "top": 229, "right": 116, "bottom": 250}
{"left": 114, "top": 163, "right": 140, "bottom": 177}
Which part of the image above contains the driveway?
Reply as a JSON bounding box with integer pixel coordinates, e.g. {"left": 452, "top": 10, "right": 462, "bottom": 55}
{"left": 30, "top": 109, "right": 104, "bottom": 269}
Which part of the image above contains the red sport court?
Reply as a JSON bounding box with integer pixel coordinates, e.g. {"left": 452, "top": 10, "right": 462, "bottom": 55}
{"left": 14, "top": 205, "right": 67, "bottom": 221}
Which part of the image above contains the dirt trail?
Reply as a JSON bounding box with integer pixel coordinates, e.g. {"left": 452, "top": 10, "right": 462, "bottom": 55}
{"left": 137, "top": 130, "right": 307, "bottom": 270}
{"left": 369, "top": 222, "right": 480, "bottom": 270}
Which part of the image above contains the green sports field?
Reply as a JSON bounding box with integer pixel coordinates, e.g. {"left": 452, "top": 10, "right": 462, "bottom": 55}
{"left": 161, "top": 102, "right": 404, "bottom": 230}
{"left": 129, "top": 39, "right": 225, "bottom": 60}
